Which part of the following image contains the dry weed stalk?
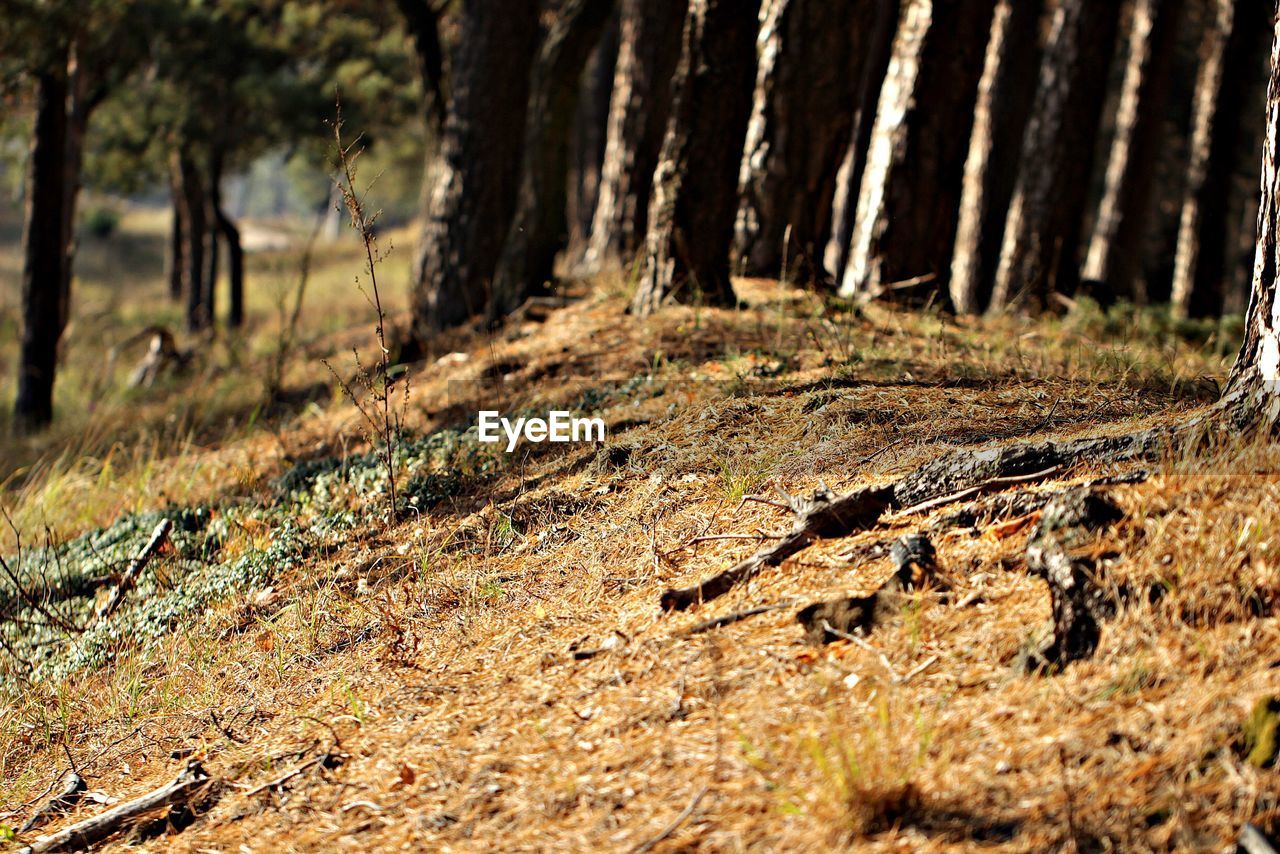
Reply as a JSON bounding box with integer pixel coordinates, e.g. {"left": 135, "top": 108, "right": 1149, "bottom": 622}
{"left": 323, "top": 104, "right": 409, "bottom": 521}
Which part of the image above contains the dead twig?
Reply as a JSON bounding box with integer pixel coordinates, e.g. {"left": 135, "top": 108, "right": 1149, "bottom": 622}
{"left": 241, "top": 750, "right": 344, "bottom": 798}
{"left": 631, "top": 785, "right": 708, "bottom": 854}
{"left": 679, "top": 602, "right": 793, "bottom": 636}
{"left": 95, "top": 520, "right": 172, "bottom": 622}
{"left": 885, "top": 466, "right": 1063, "bottom": 522}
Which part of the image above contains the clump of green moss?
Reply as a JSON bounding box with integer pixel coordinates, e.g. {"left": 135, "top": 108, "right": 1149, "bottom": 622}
{"left": 1245, "top": 696, "right": 1280, "bottom": 768}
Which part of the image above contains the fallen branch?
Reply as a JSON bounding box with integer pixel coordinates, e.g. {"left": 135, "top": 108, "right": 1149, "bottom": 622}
{"left": 18, "top": 773, "right": 85, "bottom": 833}
{"left": 884, "top": 466, "right": 1062, "bottom": 522}
{"left": 20, "top": 760, "right": 213, "bottom": 854}
{"left": 679, "top": 602, "right": 793, "bottom": 636}
{"left": 95, "top": 520, "right": 172, "bottom": 622}
{"left": 242, "top": 751, "right": 343, "bottom": 798}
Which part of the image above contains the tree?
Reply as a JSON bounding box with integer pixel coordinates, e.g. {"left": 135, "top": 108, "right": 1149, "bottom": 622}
{"left": 732, "top": 0, "right": 876, "bottom": 282}
{"left": 989, "top": 0, "right": 1123, "bottom": 311}
{"left": 839, "top": 0, "right": 996, "bottom": 305}
{"left": 631, "top": 0, "right": 763, "bottom": 315}
{"left": 407, "top": 0, "right": 541, "bottom": 337}
{"left": 489, "top": 0, "right": 616, "bottom": 322}
{"left": 583, "top": 0, "right": 687, "bottom": 274}
{"left": 1217, "top": 19, "right": 1280, "bottom": 429}
{"left": 1171, "top": 0, "right": 1272, "bottom": 319}
{"left": 3, "top": 1, "right": 151, "bottom": 431}
{"left": 1081, "top": 0, "right": 1185, "bottom": 305}
{"left": 566, "top": 14, "right": 620, "bottom": 266}
{"left": 948, "top": 0, "right": 1045, "bottom": 315}
{"left": 13, "top": 63, "right": 69, "bottom": 433}
{"left": 823, "top": 0, "right": 899, "bottom": 284}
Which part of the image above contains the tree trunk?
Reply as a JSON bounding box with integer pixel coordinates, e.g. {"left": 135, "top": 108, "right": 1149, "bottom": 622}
{"left": 732, "top": 0, "right": 876, "bottom": 282}
{"left": 1082, "top": 0, "right": 1185, "bottom": 306}
{"left": 566, "top": 13, "right": 619, "bottom": 268}
{"left": 393, "top": 0, "right": 446, "bottom": 131}
{"left": 840, "top": 0, "right": 997, "bottom": 305}
{"left": 1171, "top": 0, "right": 1272, "bottom": 319}
{"left": 631, "top": 0, "right": 762, "bottom": 314}
{"left": 167, "top": 177, "right": 185, "bottom": 302}
{"left": 989, "top": 0, "right": 1123, "bottom": 311}
{"left": 13, "top": 65, "right": 70, "bottom": 433}
{"left": 204, "top": 155, "right": 221, "bottom": 328}
{"left": 949, "top": 0, "right": 1045, "bottom": 315}
{"left": 218, "top": 207, "right": 244, "bottom": 329}
{"left": 408, "top": 0, "right": 540, "bottom": 337}
{"left": 1219, "top": 14, "right": 1280, "bottom": 429}
{"left": 174, "top": 149, "right": 208, "bottom": 333}
{"left": 489, "top": 0, "right": 616, "bottom": 321}
{"left": 584, "top": 0, "right": 687, "bottom": 273}
{"left": 823, "top": 0, "right": 898, "bottom": 284}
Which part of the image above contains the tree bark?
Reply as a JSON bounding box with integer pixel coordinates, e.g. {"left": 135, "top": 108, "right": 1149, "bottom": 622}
{"left": 584, "top": 0, "right": 687, "bottom": 273}
{"left": 204, "top": 154, "right": 221, "bottom": 328}
{"left": 174, "top": 149, "right": 208, "bottom": 333}
{"left": 839, "top": 0, "right": 997, "bottom": 305}
{"left": 631, "top": 0, "right": 762, "bottom": 315}
{"left": 732, "top": 0, "right": 876, "bottom": 282}
{"left": 989, "top": 0, "right": 1123, "bottom": 311}
{"left": 489, "top": 0, "right": 616, "bottom": 321}
{"left": 1082, "top": 0, "right": 1185, "bottom": 306}
{"left": 14, "top": 64, "right": 70, "bottom": 433}
{"left": 167, "top": 177, "right": 185, "bottom": 302}
{"left": 566, "top": 13, "right": 619, "bottom": 267}
{"left": 1219, "top": 12, "right": 1280, "bottom": 429}
{"left": 1171, "top": 0, "right": 1272, "bottom": 319}
{"left": 218, "top": 207, "right": 244, "bottom": 329}
{"left": 408, "top": 0, "right": 540, "bottom": 336}
{"left": 949, "top": 0, "right": 1045, "bottom": 315}
{"left": 823, "top": 0, "right": 899, "bottom": 284}
{"left": 393, "top": 0, "right": 447, "bottom": 132}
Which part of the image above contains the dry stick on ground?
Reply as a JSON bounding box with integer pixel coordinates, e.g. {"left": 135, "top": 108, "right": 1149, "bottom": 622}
{"left": 18, "top": 772, "right": 86, "bottom": 834}
{"left": 242, "top": 750, "right": 345, "bottom": 798}
{"left": 660, "top": 426, "right": 1178, "bottom": 611}
{"left": 631, "top": 785, "right": 709, "bottom": 854}
{"left": 679, "top": 602, "right": 794, "bottom": 636}
{"left": 20, "top": 761, "right": 214, "bottom": 854}
{"left": 95, "top": 519, "right": 172, "bottom": 622}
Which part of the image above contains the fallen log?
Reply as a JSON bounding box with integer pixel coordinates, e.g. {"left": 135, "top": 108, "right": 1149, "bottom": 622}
{"left": 95, "top": 519, "right": 172, "bottom": 622}
{"left": 20, "top": 760, "right": 213, "bottom": 854}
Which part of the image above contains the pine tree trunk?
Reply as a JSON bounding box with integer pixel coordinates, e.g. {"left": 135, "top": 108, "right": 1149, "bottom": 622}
{"left": 733, "top": 0, "right": 875, "bottom": 282}
{"left": 175, "top": 149, "right": 208, "bottom": 333}
{"left": 1219, "top": 14, "right": 1280, "bottom": 429}
{"left": 218, "top": 207, "right": 244, "bottom": 329}
{"left": 490, "top": 0, "right": 615, "bottom": 321}
{"left": 408, "top": 0, "right": 540, "bottom": 337}
{"left": 393, "top": 0, "right": 446, "bottom": 131}
{"left": 631, "top": 0, "right": 762, "bottom": 314}
{"left": 566, "top": 14, "right": 619, "bottom": 267}
{"left": 840, "top": 0, "right": 997, "bottom": 304}
{"left": 584, "top": 0, "right": 686, "bottom": 273}
{"left": 13, "top": 65, "right": 70, "bottom": 433}
{"left": 949, "top": 0, "right": 1045, "bottom": 315}
{"left": 823, "top": 0, "right": 898, "bottom": 283}
{"left": 989, "top": 0, "right": 1123, "bottom": 311}
{"left": 167, "top": 180, "right": 185, "bottom": 302}
{"left": 1171, "top": 0, "right": 1271, "bottom": 319}
{"left": 204, "top": 155, "right": 221, "bottom": 328}
{"left": 1082, "top": 0, "right": 1185, "bottom": 305}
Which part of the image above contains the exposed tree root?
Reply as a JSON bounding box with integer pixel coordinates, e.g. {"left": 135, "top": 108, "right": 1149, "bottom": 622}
{"left": 662, "top": 423, "right": 1181, "bottom": 611}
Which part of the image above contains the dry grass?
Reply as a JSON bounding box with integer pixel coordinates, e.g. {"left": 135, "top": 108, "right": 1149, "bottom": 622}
{"left": 1, "top": 235, "right": 1277, "bottom": 851}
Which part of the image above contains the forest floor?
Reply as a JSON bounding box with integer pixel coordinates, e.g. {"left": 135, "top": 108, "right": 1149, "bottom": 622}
{"left": 2, "top": 209, "right": 1280, "bottom": 851}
